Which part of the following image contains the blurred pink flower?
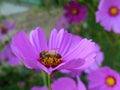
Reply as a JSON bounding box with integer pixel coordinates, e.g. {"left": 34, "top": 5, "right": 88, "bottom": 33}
{"left": 64, "top": 1, "right": 88, "bottom": 24}
{"left": 18, "top": 81, "right": 25, "bottom": 87}
{"left": 85, "top": 45, "right": 104, "bottom": 73}
{"left": 96, "top": 0, "right": 120, "bottom": 33}
{"left": 52, "top": 77, "right": 86, "bottom": 90}
{"left": 11, "top": 27, "right": 97, "bottom": 74}
{"left": 0, "top": 20, "right": 16, "bottom": 39}
{"left": 0, "top": 44, "right": 21, "bottom": 66}
{"left": 87, "top": 66, "right": 120, "bottom": 90}
{"left": 55, "top": 16, "right": 69, "bottom": 30}
{"left": 31, "top": 77, "right": 86, "bottom": 90}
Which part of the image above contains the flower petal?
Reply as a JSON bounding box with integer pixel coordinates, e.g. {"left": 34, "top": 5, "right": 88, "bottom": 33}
{"left": 64, "top": 39, "right": 97, "bottom": 60}
{"left": 48, "top": 29, "right": 58, "bottom": 50}
{"left": 11, "top": 30, "right": 39, "bottom": 69}
{"left": 6, "top": 57, "right": 20, "bottom": 66}
{"left": 77, "top": 76, "right": 86, "bottom": 90}
{"left": 52, "top": 77, "right": 77, "bottom": 90}
{"left": 29, "top": 27, "right": 47, "bottom": 53}
{"left": 67, "top": 35, "right": 82, "bottom": 53}
{"left": 0, "top": 49, "right": 7, "bottom": 61}
{"left": 98, "top": 0, "right": 120, "bottom": 10}
{"left": 56, "top": 58, "right": 85, "bottom": 70}
{"left": 58, "top": 31, "right": 73, "bottom": 56}
{"left": 96, "top": 11, "right": 113, "bottom": 31}
{"left": 55, "top": 29, "right": 65, "bottom": 50}
{"left": 113, "top": 16, "right": 120, "bottom": 34}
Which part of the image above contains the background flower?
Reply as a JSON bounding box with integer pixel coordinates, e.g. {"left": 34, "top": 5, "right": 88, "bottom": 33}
{"left": 0, "top": 44, "right": 21, "bottom": 66}
{"left": 0, "top": 20, "right": 16, "bottom": 39}
{"left": 96, "top": 0, "right": 120, "bottom": 33}
{"left": 55, "top": 16, "right": 69, "bottom": 30}
{"left": 18, "top": 81, "right": 25, "bottom": 88}
{"left": 87, "top": 66, "right": 120, "bottom": 90}
{"left": 64, "top": 1, "right": 88, "bottom": 24}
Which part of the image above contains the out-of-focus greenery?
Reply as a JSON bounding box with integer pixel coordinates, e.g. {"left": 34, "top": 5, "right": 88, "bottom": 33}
{"left": 0, "top": 62, "right": 44, "bottom": 90}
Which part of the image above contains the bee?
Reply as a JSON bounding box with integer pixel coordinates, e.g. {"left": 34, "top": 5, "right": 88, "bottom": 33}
{"left": 39, "top": 49, "right": 62, "bottom": 68}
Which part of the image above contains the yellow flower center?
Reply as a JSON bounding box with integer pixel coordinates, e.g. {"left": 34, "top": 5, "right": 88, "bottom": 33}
{"left": 72, "top": 9, "right": 78, "bottom": 15}
{"left": 106, "top": 76, "right": 116, "bottom": 87}
{"left": 39, "top": 50, "right": 62, "bottom": 68}
{"left": 0, "top": 25, "right": 7, "bottom": 34}
{"left": 109, "top": 7, "right": 119, "bottom": 16}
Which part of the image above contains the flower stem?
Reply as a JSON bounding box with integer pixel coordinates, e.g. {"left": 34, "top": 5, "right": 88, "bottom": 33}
{"left": 41, "top": 71, "right": 47, "bottom": 86}
{"left": 48, "top": 74, "right": 52, "bottom": 90}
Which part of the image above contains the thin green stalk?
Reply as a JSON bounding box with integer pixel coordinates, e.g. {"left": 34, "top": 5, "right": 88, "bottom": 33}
{"left": 102, "top": 30, "right": 114, "bottom": 67}
{"left": 102, "top": 29, "right": 111, "bottom": 45}
{"left": 41, "top": 71, "right": 47, "bottom": 86}
{"left": 48, "top": 74, "right": 52, "bottom": 90}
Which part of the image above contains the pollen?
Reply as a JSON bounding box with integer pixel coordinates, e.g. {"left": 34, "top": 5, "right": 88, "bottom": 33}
{"left": 72, "top": 9, "right": 78, "bottom": 15}
{"left": 106, "top": 76, "right": 116, "bottom": 87}
{"left": 0, "top": 25, "right": 7, "bottom": 34}
{"left": 39, "top": 50, "right": 62, "bottom": 68}
{"left": 109, "top": 7, "right": 119, "bottom": 16}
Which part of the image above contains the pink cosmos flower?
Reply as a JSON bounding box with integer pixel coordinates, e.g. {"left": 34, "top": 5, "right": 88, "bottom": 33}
{"left": 96, "top": 0, "right": 120, "bottom": 33}
{"left": 85, "top": 45, "right": 104, "bottom": 73}
{"left": 0, "top": 20, "right": 16, "bottom": 39}
{"left": 31, "top": 77, "right": 86, "bottom": 90}
{"left": 87, "top": 66, "right": 120, "bottom": 90}
{"left": 11, "top": 27, "right": 97, "bottom": 74}
{"left": 64, "top": 1, "right": 88, "bottom": 24}
{"left": 0, "top": 44, "right": 21, "bottom": 66}
{"left": 55, "top": 16, "right": 69, "bottom": 30}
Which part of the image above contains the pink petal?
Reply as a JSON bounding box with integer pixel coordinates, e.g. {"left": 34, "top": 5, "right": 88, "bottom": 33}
{"left": 58, "top": 31, "right": 72, "bottom": 56}
{"left": 9, "top": 21, "right": 16, "bottom": 30}
{"left": 64, "top": 39, "right": 97, "bottom": 62}
{"left": 11, "top": 31, "right": 39, "bottom": 69}
{"left": 52, "top": 77, "right": 77, "bottom": 90}
{"left": 56, "top": 58, "right": 85, "bottom": 70}
{"left": 6, "top": 57, "right": 20, "bottom": 66}
{"left": 29, "top": 27, "right": 47, "bottom": 53}
{"left": 0, "top": 49, "right": 7, "bottom": 61}
{"left": 77, "top": 76, "right": 86, "bottom": 90}
{"left": 48, "top": 29, "right": 58, "bottom": 50}
{"left": 55, "top": 29, "right": 65, "bottom": 50}
{"left": 98, "top": 0, "right": 120, "bottom": 10}
{"left": 96, "top": 11, "right": 113, "bottom": 31}
{"left": 113, "top": 16, "right": 120, "bottom": 33}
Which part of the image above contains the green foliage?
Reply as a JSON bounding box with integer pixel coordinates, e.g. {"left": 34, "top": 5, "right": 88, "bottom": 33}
{"left": 0, "top": 63, "right": 44, "bottom": 90}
